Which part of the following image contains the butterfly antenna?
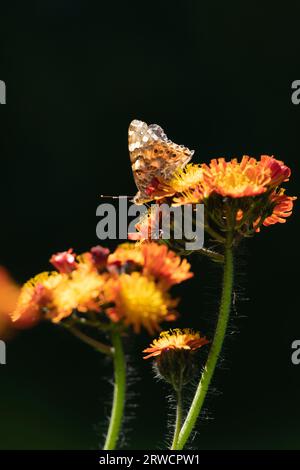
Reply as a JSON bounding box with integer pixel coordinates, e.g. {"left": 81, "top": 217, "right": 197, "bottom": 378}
{"left": 100, "top": 195, "right": 133, "bottom": 199}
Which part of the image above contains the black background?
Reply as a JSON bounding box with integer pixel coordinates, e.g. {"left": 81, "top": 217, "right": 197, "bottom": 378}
{"left": 0, "top": 1, "right": 299, "bottom": 449}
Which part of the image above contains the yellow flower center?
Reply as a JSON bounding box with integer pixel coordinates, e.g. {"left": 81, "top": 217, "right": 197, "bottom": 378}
{"left": 154, "top": 328, "right": 201, "bottom": 349}
{"left": 170, "top": 164, "right": 203, "bottom": 193}
{"left": 116, "top": 272, "right": 169, "bottom": 333}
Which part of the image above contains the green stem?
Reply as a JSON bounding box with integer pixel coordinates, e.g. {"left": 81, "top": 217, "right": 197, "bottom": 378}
{"left": 175, "top": 231, "right": 234, "bottom": 450}
{"left": 196, "top": 247, "right": 224, "bottom": 263}
{"left": 171, "top": 388, "right": 183, "bottom": 450}
{"left": 103, "top": 330, "right": 126, "bottom": 450}
{"left": 68, "top": 326, "right": 113, "bottom": 356}
{"left": 204, "top": 225, "right": 225, "bottom": 244}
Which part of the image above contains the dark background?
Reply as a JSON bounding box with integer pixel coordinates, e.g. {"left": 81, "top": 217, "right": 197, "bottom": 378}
{"left": 0, "top": 1, "right": 299, "bottom": 449}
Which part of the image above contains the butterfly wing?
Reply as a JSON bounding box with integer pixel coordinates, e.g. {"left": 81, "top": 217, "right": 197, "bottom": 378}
{"left": 128, "top": 119, "right": 194, "bottom": 204}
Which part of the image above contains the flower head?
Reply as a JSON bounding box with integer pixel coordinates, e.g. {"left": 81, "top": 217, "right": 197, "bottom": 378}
{"left": 50, "top": 249, "right": 78, "bottom": 273}
{"left": 169, "top": 164, "right": 204, "bottom": 194}
{"left": 0, "top": 267, "right": 20, "bottom": 318}
{"left": 143, "top": 328, "right": 209, "bottom": 359}
{"left": 49, "top": 263, "right": 105, "bottom": 322}
{"left": 141, "top": 243, "right": 193, "bottom": 288}
{"left": 202, "top": 156, "right": 276, "bottom": 198}
{"left": 254, "top": 189, "right": 297, "bottom": 231}
{"left": 12, "top": 260, "right": 105, "bottom": 324}
{"left": 107, "top": 243, "right": 144, "bottom": 270}
{"left": 143, "top": 329, "right": 209, "bottom": 389}
{"left": 104, "top": 272, "right": 178, "bottom": 334}
{"left": 90, "top": 245, "right": 110, "bottom": 270}
{"left": 0, "top": 267, "right": 20, "bottom": 337}
{"left": 258, "top": 155, "right": 291, "bottom": 186}
{"left": 12, "top": 272, "right": 62, "bottom": 324}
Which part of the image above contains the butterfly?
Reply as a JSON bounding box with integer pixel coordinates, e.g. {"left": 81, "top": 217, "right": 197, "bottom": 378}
{"left": 128, "top": 120, "right": 194, "bottom": 204}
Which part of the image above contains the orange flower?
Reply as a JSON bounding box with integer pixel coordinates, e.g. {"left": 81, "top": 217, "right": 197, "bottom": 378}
{"left": 12, "top": 244, "right": 193, "bottom": 333}
{"left": 107, "top": 242, "right": 193, "bottom": 288}
{"left": 89, "top": 245, "right": 110, "bottom": 270}
{"left": 200, "top": 155, "right": 292, "bottom": 199}
{"left": 258, "top": 155, "right": 291, "bottom": 186}
{"left": 0, "top": 267, "right": 20, "bottom": 317}
{"left": 104, "top": 272, "right": 178, "bottom": 334}
{"left": 202, "top": 156, "right": 270, "bottom": 198}
{"left": 143, "top": 328, "right": 209, "bottom": 359}
{"left": 12, "top": 272, "right": 62, "bottom": 324}
{"left": 107, "top": 243, "right": 144, "bottom": 268}
{"left": 0, "top": 267, "right": 20, "bottom": 337}
{"left": 49, "top": 263, "right": 105, "bottom": 322}
{"left": 255, "top": 189, "right": 297, "bottom": 231}
{"left": 169, "top": 164, "right": 204, "bottom": 193}
{"left": 141, "top": 243, "right": 193, "bottom": 288}
{"left": 50, "top": 249, "right": 78, "bottom": 273}
{"left": 12, "top": 257, "right": 106, "bottom": 324}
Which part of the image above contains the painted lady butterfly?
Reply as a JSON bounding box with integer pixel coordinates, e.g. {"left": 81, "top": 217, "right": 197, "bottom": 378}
{"left": 128, "top": 120, "right": 194, "bottom": 204}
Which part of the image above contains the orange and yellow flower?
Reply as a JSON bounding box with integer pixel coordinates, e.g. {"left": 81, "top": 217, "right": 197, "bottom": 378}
{"left": 12, "top": 259, "right": 106, "bottom": 324}
{"left": 254, "top": 189, "right": 297, "bottom": 231}
{"left": 143, "top": 328, "right": 209, "bottom": 359}
{"left": 11, "top": 243, "right": 192, "bottom": 334}
{"left": 48, "top": 263, "right": 106, "bottom": 322}
{"left": 141, "top": 243, "right": 193, "bottom": 288}
{"left": 104, "top": 272, "right": 178, "bottom": 334}
{"left": 201, "top": 155, "right": 290, "bottom": 199}
{"left": 0, "top": 267, "right": 20, "bottom": 318}
{"left": 107, "top": 243, "right": 144, "bottom": 268}
{"left": 258, "top": 155, "right": 291, "bottom": 187}
{"left": 134, "top": 154, "right": 295, "bottom": 238}
{"left": 50, "top": 249, "right": 78, "bottom": 274}
{"left": 0, "top": 267, "right": 20, "bottom": 337}
{"left": 12, "top": 271, "right": 62, "bottom": 324}
{"left": 107, "top": 242, "right": 193, "bottom": 289}
{"left": 169, "top": 164, "right": 204, "bottom": 194}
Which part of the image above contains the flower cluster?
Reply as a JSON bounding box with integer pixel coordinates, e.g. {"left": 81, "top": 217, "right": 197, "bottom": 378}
{"left": 12, "top": 243, "right": 193, "bottom": 334}
{"left": 131, "top": 155, "right": 296, "bottom": 241}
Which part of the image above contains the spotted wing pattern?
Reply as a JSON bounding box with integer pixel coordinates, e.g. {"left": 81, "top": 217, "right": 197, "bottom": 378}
{"left": 128, "top": 119, "right": 194, "bottom": 204}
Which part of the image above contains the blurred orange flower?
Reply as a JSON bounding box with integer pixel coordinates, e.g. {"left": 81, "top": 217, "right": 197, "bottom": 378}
{"left": 11, "top": 271, "right": 63, "bottom": 324}
{"left": 49, "top": 263, "right": 106, "bottom": 323}
{"left": 11, "top": 243, "right": 192, "bottom": 334}
{"left": 107, "top": 243, "right": 144, "bottom": 268}
{"left": 0, "top": 267, "right": 20, "bottom": 337}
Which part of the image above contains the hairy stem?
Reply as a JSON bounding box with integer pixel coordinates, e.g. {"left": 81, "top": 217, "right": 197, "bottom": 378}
{"left": 103, "top": 330, "right": 126, "bottom": 450}
{"left": 175, "top": 232, "right": 234, "bottom": 450}
{"left": 68, "top": 326, "right": 113, "bottom": 356}
{"left": 171, "top": 388, "right": 183, "bottom": 450}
